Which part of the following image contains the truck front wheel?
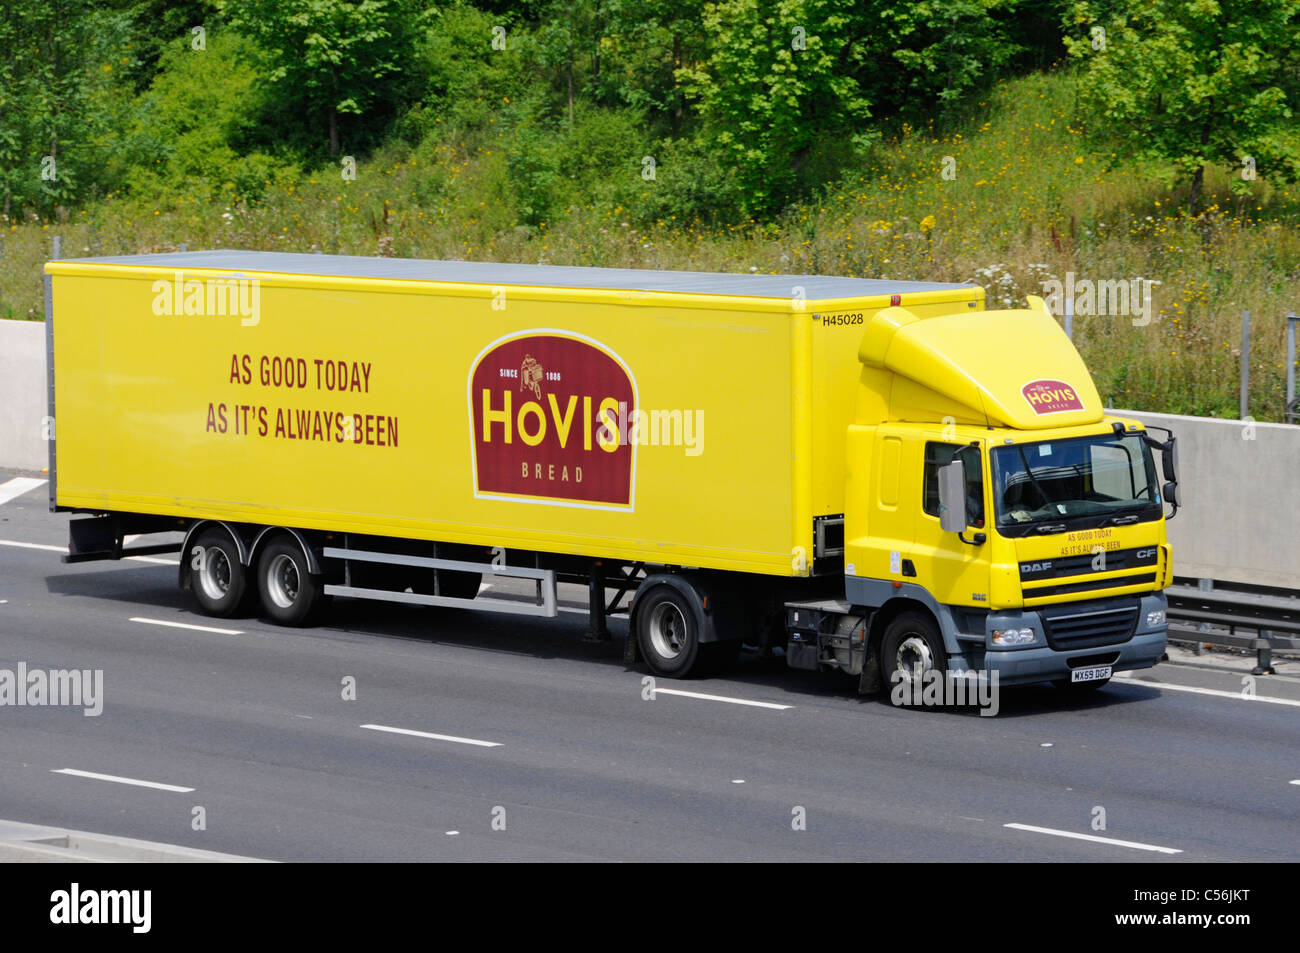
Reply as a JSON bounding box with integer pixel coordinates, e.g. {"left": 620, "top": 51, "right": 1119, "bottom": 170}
{"left": 881, "top": 611, "right": 946, "bottom": 705}
{"left": 189, "top": 528, "right": 247, "bottom": 618}
{"left": 257, "top": 539, "right": 323, "bottom": 626}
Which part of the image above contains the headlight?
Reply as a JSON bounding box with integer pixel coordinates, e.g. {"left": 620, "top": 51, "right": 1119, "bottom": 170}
{"left": 992, "top": 627, "right": 1036, "bottom": 646}
{"left": 1146, "top": 609, "right": 1166, "bottom": 627}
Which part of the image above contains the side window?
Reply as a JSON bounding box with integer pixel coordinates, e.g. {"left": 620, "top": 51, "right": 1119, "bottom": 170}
{"left": 1090, "top": 442, "right": 1135, "bottom": 500}
{"left": 923, "top": 442, "right": 985, "bottom": 527}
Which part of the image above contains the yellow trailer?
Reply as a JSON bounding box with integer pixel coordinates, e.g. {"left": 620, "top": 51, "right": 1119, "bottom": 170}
{"left": 44, "top": 251, "right": 1178, "bottom": 699}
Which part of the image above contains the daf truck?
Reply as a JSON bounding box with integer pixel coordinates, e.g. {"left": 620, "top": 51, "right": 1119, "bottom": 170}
{"left": 43, "top": 251, "right": 1178, "bottom": 698}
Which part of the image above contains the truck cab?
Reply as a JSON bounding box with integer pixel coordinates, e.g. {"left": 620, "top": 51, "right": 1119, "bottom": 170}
{"left": 821, "top": 296, "right": 1176, "bottom": 695}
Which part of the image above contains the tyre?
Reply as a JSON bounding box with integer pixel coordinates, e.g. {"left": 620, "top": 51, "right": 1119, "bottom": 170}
{"left": 188, "top": 528, "right": 248, "bottom": 618}
{"left": 257, "top": 538, "right": 323, "bottom": 626}
{"left": 636, "top": 585, "right": 707, "bottom": 678}
{"left": 881, "top": 611, "right": 946, "bottom": 706}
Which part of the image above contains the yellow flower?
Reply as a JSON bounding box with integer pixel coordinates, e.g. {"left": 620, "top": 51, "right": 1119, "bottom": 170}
{"left": 919, "top": 215, "right": 936, "bottom": 232}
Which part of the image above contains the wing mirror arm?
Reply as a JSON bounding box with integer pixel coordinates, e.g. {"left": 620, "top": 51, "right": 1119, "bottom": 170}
{"left": 1142, "top": 426, "right": 1180, "bottom": 519}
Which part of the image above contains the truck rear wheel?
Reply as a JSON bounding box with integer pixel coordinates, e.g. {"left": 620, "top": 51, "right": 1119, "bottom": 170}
{"left": 634, "top": 584, "right": 740, "bottom": 678}
{"left": 881, "top": 611, "right": 946, "bottom": 705}
{"left": 257, "top": 539, "right": 323, "bottom": 626}
{"left": 189, "top": 528, "right": 248, "bottom": 618}
{"left": 636, "top": 586, "right": 707, "bottom": 678}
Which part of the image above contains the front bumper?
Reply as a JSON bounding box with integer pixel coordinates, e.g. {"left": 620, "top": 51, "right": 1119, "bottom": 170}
{"left": 949, "top": 592, "right": 1167, "bottom": 686}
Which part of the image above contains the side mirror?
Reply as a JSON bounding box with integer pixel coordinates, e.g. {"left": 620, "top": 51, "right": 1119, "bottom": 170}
{"left": 1163, "top": 481, "right": 1180, "bottom": 508}
{"left": 938, "top": 460, "right": 968, "bottom": 533}
{"left": 1162, "top": 436, "right": 1178, "bottom": 483}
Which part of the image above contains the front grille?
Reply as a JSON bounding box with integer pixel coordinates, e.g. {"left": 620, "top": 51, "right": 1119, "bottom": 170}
{"left": 1040, "top": 600, "right": 1139, "bottom": 651}
{"left": 1025, "top": 572, "right": 1157, "bottom": 599}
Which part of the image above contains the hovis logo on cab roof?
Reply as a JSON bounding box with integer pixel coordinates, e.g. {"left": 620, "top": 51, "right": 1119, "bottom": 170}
{"left": 1021, "top": 379, "right": 1083, "bottom": 415}
{"left": 469, "top": 330, "right": 637, "bottom": 510}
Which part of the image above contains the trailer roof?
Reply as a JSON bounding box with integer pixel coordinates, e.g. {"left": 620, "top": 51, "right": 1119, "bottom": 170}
{"left": 60, "top": 250, "right": 972, "bottom": 300}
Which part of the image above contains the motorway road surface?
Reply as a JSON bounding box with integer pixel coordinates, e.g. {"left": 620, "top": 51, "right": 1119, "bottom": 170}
{"left": 1, "top": 470, "right": 1297, "bottom": 862}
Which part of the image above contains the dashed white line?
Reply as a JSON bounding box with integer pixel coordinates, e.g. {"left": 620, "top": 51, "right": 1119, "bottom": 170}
{"left": 1004, "top": 822, "right": 1182, "bottom": 854}
{"left": 130, "top": 617, "right": 244, "bottom": 635}
{"left": 360, "top": 724, "right": 502, "bottom": 748}
{"left": 0, "top": 539, "right": 65, "bottom": 553}
{"left": 53, "top": 768, "right": 194, "bottom": 793}
{"left": 0, "top": 538, "right": 174, "bottom": 564}
{"left": 0, "top": 477, "right": 46, "bottom": 506}
{"left": 651, "top": 687, "right": 792, "bottom": 710}
{"left": 1115, "top": 673, "right": 1300, "bottom": 707}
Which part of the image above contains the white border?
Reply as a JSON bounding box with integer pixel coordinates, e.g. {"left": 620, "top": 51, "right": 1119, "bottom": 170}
{"left": 466, "top": 328, "right": 639, "bottom": 512}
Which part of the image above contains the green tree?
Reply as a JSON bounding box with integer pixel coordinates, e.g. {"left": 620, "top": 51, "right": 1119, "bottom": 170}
{"left": 1066, "top": 0, "right": 1300, "bottom": 211}
{"left": 871, "top": 0, "right": 1023, "bottom": 120}
{"left": 0, "top": 0, "right": 128, "bottom": 216}
{"left": 678, "top": 0, "right": 873, "bottom": 216}
{"left": 222, "top": 0, "right": 427, "bottom": 156}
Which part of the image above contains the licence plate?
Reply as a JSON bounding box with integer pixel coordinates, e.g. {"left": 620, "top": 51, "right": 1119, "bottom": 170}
{"left": 1071, "top": 665, "right": 1112, "bottom": 683}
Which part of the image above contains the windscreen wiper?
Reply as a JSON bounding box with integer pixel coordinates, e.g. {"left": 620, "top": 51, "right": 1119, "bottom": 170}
{"left": 1015, "top": 445, "right": 1054, "bottom": 508}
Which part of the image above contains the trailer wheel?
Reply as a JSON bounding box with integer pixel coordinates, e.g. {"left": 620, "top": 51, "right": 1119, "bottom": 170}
{"left": 189, "top": 528, "right": 248, "bottom": 618}
{"left": 257, "top": 539, "right": 323, "bottom": 626}
{"left": 881, "top": 611, "right": 946, "bottom": 706}
{"left": 636, "top": 586, "right": 706, "bottom": 678}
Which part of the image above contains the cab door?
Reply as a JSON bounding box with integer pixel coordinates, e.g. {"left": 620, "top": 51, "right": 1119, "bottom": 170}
{"left": 848, "top": 424, "right": 917, "bottom": 583}
{"left": 912, "top": 434, "right": 992, "bottom": 608}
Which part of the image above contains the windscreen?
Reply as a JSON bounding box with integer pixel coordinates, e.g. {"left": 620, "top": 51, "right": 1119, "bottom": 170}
{"left": 991, "top": 433, "right": 1160, "bottom": 529}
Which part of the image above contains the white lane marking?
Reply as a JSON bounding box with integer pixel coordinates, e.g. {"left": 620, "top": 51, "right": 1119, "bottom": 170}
{"left": 53, "top": 768, "right": 194, "bottom": 793}
{"left": 0, "top": 478, "right": 46, "bottom": 506}
{"left": 360, "top": 724, "right": 501, "bottom": 748}
{"left": 1290, "top": 780, "right": 1300, "bottom": 786}
{"left": 0, "top": 537, "right": 175, "bottom": 564}
{"left": 652, "top": 687, "right": 792, "bottom": 710}
{"left": 130, "top": 616, "right": 243, "bottom": 635}
{"left": 1004, "top": 823, "right": 1181, "bottom": 854}
{"left": 1115, "top": 673, "right": 1300, "bottom": 708}
{"left": 0, "top": 539, "right": 65, "bottom": 553}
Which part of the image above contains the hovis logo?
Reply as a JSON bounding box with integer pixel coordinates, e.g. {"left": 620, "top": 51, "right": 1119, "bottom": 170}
{"left": 1021, "top": 379, "right": 1084, "bottom": 415}
{"left": 469, "top": 330, "right": 636, "bottom": 509}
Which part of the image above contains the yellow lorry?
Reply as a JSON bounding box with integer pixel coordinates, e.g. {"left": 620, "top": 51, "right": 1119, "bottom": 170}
{"left": 44, "top": 251, "right": 1177, "bottom": 696}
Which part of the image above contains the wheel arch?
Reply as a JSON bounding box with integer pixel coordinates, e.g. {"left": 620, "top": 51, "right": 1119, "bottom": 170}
{"left": 249, "top": 526, "right": 322, "bottom": 576}
{"left": 178, "top": 520, "right": 250, "bottom": 591}
{"left": 628, "top": 572, "right": 723, "bottom": 644}
{"left": 859, "top": 597, "right": 938, "bottom": 694}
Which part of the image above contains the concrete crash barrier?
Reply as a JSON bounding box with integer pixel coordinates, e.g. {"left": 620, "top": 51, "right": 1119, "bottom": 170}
{"left": 0, "top": 319, "right": 48, "bottom": 473}
{"left": 1119, "top": 409, "right": 1300, "bottom": 591}
{"left": 0, "top": 818, "right": 272, "bottom": 863}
